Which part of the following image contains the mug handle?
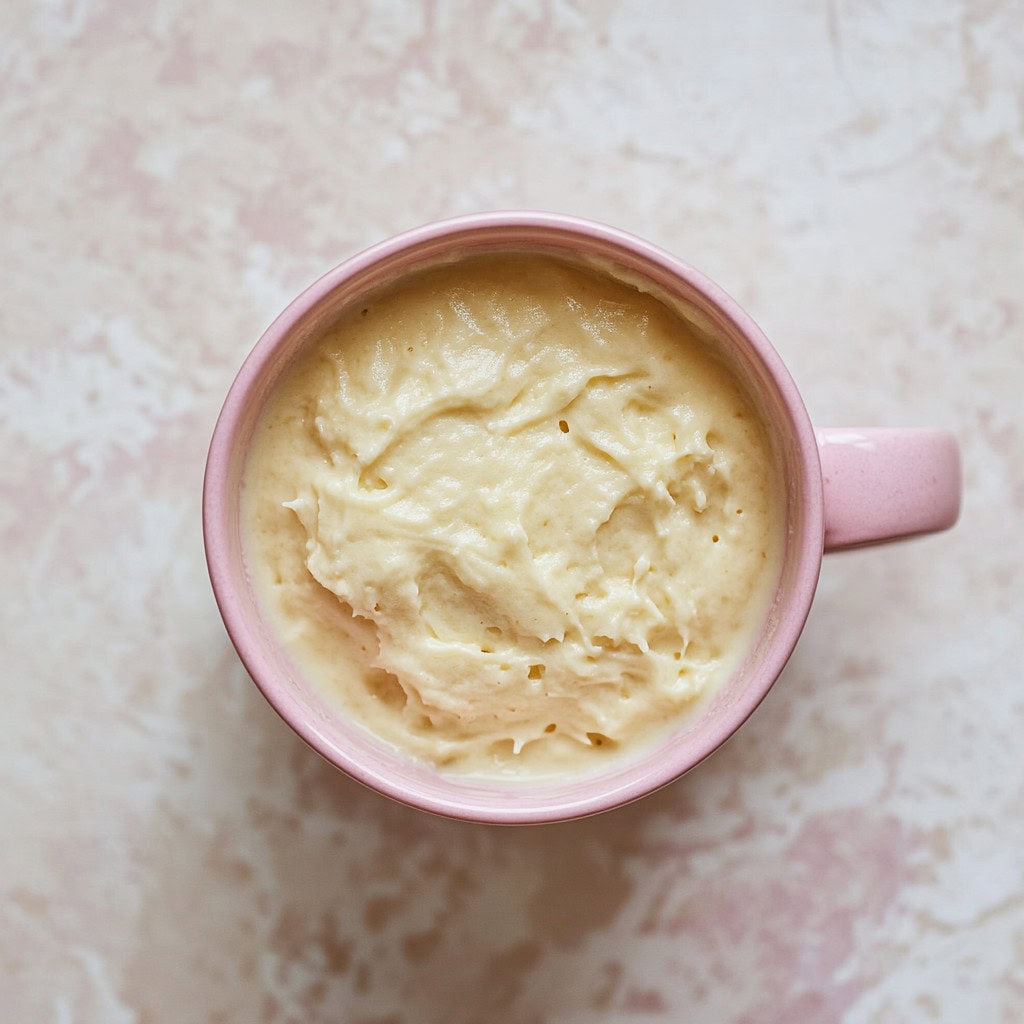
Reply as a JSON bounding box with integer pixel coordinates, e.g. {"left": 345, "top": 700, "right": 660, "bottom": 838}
{"left": 817, "top": 428, "right": 962, "bottom": 552}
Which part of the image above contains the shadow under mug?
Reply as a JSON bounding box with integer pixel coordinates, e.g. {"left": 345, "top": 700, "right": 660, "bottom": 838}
{"left": 203, "top": 212, "right": 961, "bottom": 824}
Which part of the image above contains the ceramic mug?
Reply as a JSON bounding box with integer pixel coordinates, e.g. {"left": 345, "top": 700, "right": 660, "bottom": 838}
{"left": 203, "top": 212, "right": 961, "bottom": 824}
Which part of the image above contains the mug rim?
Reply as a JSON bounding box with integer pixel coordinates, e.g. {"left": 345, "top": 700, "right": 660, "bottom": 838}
{"left": 203, "top": 211, "right": 824, "bottom": 823}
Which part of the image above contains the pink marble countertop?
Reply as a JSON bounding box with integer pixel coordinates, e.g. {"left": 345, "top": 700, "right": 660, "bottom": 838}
{"left": 3, "top": 2, "right": 1022, "bottom": 1021}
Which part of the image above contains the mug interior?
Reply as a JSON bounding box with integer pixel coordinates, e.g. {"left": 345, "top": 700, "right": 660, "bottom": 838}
{"left": 203, "top": 213, "right": 824, "bottom": 823}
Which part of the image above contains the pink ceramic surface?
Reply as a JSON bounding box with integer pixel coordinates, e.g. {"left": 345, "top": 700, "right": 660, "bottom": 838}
{"left": 818, "top": 428, "right": 962, "bottom": 550}
{"left": 203, "top": 212, "right": 961, "bottom": 824}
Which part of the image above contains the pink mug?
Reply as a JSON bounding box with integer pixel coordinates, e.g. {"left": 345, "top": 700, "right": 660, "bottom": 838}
{"left": 203, "top": 212, "right": 961, "bottom": 824}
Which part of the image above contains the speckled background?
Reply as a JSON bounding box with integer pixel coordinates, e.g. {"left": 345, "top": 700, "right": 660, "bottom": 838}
{"left": 2, "top": 2, "right": 1022, "bottom": 1022}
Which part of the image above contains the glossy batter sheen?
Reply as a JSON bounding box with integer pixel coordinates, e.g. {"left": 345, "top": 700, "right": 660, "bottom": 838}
{"left": 243, "top": 254, "right": 782, "bottom": 775}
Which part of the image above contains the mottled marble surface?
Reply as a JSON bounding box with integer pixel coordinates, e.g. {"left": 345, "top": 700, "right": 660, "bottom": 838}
{"left": 2, "top": 1, "right": 1023, "bottom": 1021}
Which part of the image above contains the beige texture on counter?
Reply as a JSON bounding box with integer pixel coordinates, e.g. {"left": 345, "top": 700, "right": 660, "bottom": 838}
{"left": 2, "top": 1, "right": 1022, "bottom": 1022}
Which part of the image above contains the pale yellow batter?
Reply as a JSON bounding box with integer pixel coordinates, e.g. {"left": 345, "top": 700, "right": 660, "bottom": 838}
{"left": 243, "top": 254, "right": 782, "bottom": 775}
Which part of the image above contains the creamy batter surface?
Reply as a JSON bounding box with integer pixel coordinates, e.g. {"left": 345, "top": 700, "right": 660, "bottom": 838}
{"left": 243, "top": 254, "right": 782, "bottom": 775}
